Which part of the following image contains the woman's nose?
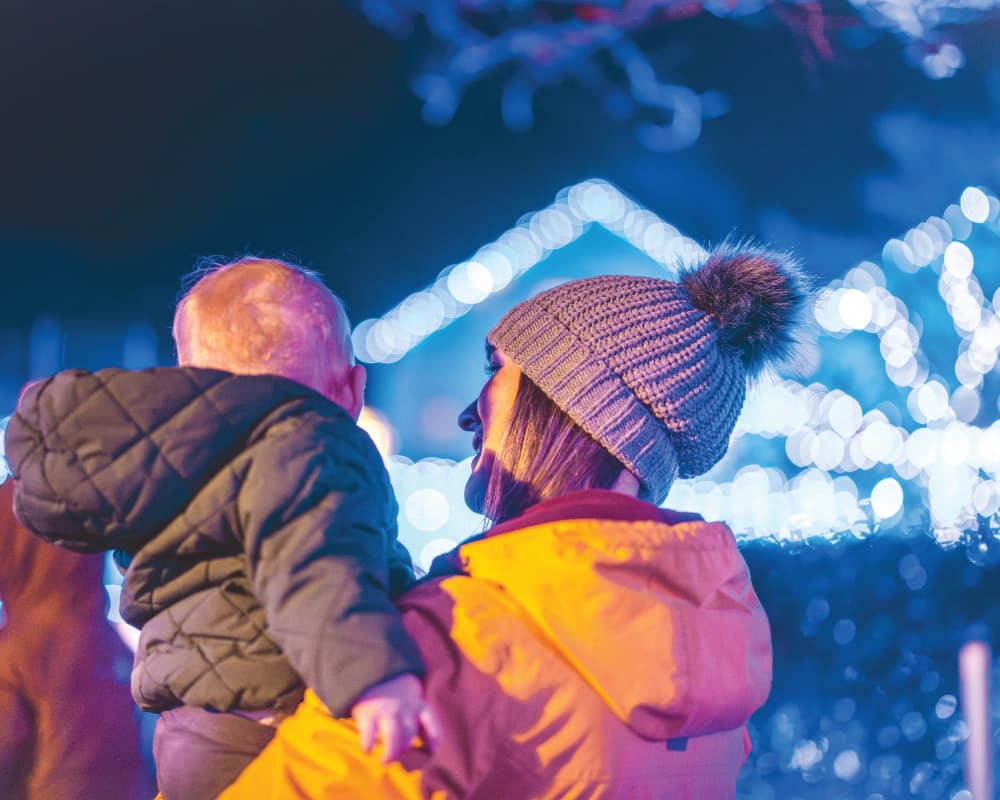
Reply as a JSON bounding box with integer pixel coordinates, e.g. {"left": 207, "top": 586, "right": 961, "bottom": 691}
{"left": 458, "top": 401, "right": 479, "bottom": 431}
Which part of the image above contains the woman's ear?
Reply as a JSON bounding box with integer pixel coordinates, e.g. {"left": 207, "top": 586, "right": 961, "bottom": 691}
{"left": 609, "top": 469, "right": 641, "bottom": 498}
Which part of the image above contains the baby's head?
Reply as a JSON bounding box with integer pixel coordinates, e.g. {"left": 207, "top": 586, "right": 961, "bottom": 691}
{"left": 173, "top": 256, "right": 364, "bottom": 416}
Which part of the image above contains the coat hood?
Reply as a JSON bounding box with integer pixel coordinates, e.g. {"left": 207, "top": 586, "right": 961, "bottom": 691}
{"left": 4, "top": 367, "right": 329, "bottom": 554}
{"left": 453, "top": 493, "right": 772, "bottom": 741}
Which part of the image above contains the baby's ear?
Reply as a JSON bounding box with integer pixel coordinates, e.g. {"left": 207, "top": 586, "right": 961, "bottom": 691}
{"left": 329, "top": 363, "right": 366, "bottom": 421}
{"left": 346, "top": 364, "right": 367, "bottom": 421}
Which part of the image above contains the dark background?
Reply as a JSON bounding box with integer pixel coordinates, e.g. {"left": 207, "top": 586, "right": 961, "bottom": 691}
{"left": 2, "top": 1, "right": 997, "bottom": 333}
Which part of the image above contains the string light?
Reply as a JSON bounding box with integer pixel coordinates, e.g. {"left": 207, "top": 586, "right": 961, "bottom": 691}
{"left": 1, "top": 182, "right": 998, "bottom": 548}
{"left": 357, "top": 180, "right": 1000, "bottom": 545}
{"left": 352, "top": 180, "right": 703, "bottom": 364}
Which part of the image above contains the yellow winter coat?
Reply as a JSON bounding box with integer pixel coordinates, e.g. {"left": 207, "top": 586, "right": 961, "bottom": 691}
{"left": 219, "top": 491, "right": 772, "bottom": 799}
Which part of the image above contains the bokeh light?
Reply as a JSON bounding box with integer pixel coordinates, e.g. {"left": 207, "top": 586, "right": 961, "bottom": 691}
{"left": 357, "top": 406, "right": 399, "bottom": 460}
{"left": 960, "top": 187, "right": 990, "bottom": 224}
{"left": 357, "top": 180, "right": 1000, "bottom": 555}
{"left": 872, "top": 478, "right": 904, "bottom": 519}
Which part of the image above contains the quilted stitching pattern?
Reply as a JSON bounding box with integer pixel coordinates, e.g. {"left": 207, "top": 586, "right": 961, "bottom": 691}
{"left": 5, "top": 366, "right": 404, "bottom": 713}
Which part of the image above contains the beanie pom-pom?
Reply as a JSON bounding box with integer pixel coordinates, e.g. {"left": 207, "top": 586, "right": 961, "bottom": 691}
{"left": 680, "top": 239, "right": 811, "bottom": 377}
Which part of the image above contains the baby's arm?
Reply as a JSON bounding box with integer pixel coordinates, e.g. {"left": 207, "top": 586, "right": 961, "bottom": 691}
{"left": 238, "top": 412, "right": 426, "bottom": 727}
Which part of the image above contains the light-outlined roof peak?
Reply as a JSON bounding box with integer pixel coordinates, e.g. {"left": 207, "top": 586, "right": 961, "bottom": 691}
{"left": 352, "top": 178, "right": 707, "bottom": 364}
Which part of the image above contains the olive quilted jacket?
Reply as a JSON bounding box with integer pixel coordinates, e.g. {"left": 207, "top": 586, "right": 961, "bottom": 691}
{"left": 4, "top": 366, "right": 423, "bottom": 717}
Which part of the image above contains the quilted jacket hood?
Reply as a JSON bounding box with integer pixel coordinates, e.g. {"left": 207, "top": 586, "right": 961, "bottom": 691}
{"left": 456, "top": 507, "right": 772, "bottom": 740}
{"left": 5, "top": 367, "right": 325, "bottom": 554}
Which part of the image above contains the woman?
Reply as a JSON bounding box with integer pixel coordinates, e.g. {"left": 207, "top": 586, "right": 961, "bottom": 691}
{"left": 219, "top": 241, "right": 809, "bottom": 799}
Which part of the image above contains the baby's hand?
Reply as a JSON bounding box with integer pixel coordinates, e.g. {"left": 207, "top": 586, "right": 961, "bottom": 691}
{"left": 351, "top": 672, "right": 441, "bottom": 764}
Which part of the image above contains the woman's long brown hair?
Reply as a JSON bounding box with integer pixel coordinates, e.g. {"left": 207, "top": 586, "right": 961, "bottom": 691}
{"left": 482, "top": 373, "right": 627, "bottom": 524}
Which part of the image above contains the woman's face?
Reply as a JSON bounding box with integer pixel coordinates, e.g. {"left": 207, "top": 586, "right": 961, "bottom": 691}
{"left": 459, "top": 345, "right": 522, "bottom": 514}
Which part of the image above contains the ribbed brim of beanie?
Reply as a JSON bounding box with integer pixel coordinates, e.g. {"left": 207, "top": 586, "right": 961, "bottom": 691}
{"left": 488, "top": 275, "right": 747, "bottom": 504}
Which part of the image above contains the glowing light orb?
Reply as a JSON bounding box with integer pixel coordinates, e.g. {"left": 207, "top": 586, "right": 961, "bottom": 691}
{"left": 418, "top": 537, "right": 459, "bottom": 571}
{"left": 833, "top": 749, "right": 861, "bottom": 781}
{"left": 915, "top": 381, "right": 950, "bottom": 422}
{"left": 838, "top": 289, "right": 873, "bottom": 330}
{"left": 871, "top": 478, "right": 904, "bottom": 519}
{"left": 960, "top": 187, "right": 990, "bottom": 224}
{"left": 447, "top": 261, "right": 494, "bottom": 304}
{"left": 404, "top": 488, "right": 451, "bottom": 532}
{"left": 357, "top": 406, "right": 399, "bottom": 461}
{"left": 475, "top": 247, "right": 514, "bottom": 291}
{"left": 935, "top": 695, "right": 958, "bottom": 720}
{"left": 828, "top": 395, "right": 863, "bottom": 437}
{"left": 943, "top": 241, "right": 974, "bottom": 278}
{"left": 398, "top": 292, "right": 446, "bottom": 337}
{"left": 575, "top": 181, "right": 625, "bottom": 223}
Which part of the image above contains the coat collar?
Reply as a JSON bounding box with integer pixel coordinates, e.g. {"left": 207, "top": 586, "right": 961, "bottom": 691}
{"left": 428, "top": 489, "right": 702, "bottom": 579}
{"left": 486, "top": 489, "right": 702, "bottom": 538}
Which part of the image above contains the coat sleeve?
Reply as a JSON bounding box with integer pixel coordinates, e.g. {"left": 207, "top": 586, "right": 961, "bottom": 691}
{"left": 0, "top": 682, "right": 31, "bottom": 796}
{"left": 387, "top": 508, "right": 420, "bottom": 596}
{"left": 237, "top": 414, "right": 424, "bottom": 717}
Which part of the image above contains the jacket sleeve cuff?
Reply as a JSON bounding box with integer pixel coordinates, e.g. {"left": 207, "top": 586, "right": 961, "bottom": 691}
{"left": 309, "top": 622, "right": 426, "bottom": 718}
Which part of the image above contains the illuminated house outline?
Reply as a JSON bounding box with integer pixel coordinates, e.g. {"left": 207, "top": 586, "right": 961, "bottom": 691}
{"left": 351, "top": 179, "right": 706, "bottom": 365}
{"left": 348, "top": 180, "right": 1000, "bottom": 562}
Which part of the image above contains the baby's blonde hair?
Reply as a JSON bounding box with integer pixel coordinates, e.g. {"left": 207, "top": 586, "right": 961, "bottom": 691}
{"left": 172, "top": 257, "right": 353, "bottom": 394}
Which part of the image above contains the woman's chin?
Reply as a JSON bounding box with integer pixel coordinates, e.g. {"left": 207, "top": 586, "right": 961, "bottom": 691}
{"left": 464, "top": 469, "right": 488, "bottom": 515}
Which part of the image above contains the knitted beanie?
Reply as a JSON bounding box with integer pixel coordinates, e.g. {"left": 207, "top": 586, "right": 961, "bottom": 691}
{"left": 487, "top": 241, "right": 809, "bottom": 505}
